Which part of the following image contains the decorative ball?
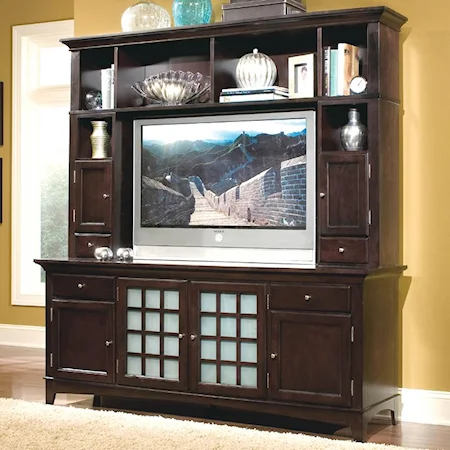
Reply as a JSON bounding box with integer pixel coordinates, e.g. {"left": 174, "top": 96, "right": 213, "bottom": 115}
{"left": 94, "top": 247, "right": 114, "bottom": 261}
{"left": 235, "top": 48, "right": 277, "bottom": 89}
{"left": 121, "top": 1, "right": 171, "bottom": 32}
{"left": 85, "top": 90, "right": 102, "bottom": 110}
{"left": 117, "top": 247, "right": 134, "bottom": 261}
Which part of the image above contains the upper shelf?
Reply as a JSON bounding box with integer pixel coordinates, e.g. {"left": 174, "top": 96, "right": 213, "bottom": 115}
{"left": 61, "top": 6, "right": 408, "bottom": 50}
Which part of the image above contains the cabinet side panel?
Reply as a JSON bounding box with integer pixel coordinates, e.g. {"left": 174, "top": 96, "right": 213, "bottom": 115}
{"left": 379, "top": 100, "right": 400, "bottom": 266}
{"left": 380, "top": 24, "right": 400, "bottom": 102}
{"left": 362, "top": 273, "right": 399, "bottom": 409}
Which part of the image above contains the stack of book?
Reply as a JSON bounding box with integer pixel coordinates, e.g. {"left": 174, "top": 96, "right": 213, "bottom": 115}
{"left": 219, "top": 86, "right": 289, "bottom": 103}
{"left": 323, "top": 43, "right": 362, "bottom": 96}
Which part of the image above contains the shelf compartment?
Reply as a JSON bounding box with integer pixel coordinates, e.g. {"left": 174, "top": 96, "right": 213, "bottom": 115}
{"left": 213, "top": 28, "right": 317, "bottom": 99}
{"left": 116, "top": 39, "right": 211, "bottom": 109}
{"left": 319, "top": 102, "right": 368, "bottom": 152}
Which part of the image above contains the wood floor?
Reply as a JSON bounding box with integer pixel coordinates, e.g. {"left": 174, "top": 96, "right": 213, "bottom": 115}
{"left": 0, "top": 345, "right": 448, "bottom": 449}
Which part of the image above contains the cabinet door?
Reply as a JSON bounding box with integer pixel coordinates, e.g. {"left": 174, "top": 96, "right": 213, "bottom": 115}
{"left": 50, "top": 300, "right": 115, "bottom": 383}
{"left": 74, "top": 160, "right": 112, "bottom": 233}
{"left": 319, "top": 153, "right": 368, "bottom": 236}
{"left": 268, "top": 311, "right": 352, "bottom": 407}
{"left": 190, "top": 282, "right": 266, "bottom": 399}
{"left": 117, "top": 278, "right": 188, "bottom": 392}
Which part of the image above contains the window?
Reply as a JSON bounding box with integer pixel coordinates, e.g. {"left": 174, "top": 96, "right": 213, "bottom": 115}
{"left": 12, "top": 20, "right": 74, "bottom": 306}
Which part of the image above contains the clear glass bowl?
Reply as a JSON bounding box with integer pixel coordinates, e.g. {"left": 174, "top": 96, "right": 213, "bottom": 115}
{"left": 131, "top": 70, "right": 211, "bottom": 106}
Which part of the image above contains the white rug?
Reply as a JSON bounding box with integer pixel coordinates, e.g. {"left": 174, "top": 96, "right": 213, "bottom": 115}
{"left": 0, "top": 398, "right": 418, "bottom": 450}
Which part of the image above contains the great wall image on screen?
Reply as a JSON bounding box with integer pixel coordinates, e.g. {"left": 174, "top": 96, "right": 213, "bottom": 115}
{"left": 140, "top": 119, "right": 308, "bottom": 229}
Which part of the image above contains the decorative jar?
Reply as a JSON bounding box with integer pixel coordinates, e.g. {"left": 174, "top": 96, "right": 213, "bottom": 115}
{"left": 340, "top": 108, "right": 367, "bottom": 151}
{"left": 235, "top": 48, "right": 277, "bottom": 89}
{"left": 172, "top": 0, "right": 213, "bottom": 26}
{"left": 85, "top": 90, "right": 102, "bottom": 110}
{"left": 90, "top": 121, "right": 110, "bottom": 159}
{"left": 94, "top": 247, "right": 114, "bottom": 261}
{"left": 121, "top": 1, "right": 171, "bottom": 32}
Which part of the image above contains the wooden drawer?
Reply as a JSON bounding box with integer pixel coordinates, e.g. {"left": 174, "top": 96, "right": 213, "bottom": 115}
{"left": 74, "top": 233, "right": 111, "bottom": 258}
{"left": 52, "top": 274, "right": 115, "bottom": 301}
{"left": 319, "top": 237, "right": 368, "bottom": 264}
{"left": 270, "top": 283, "right": 351, "bottom": 312}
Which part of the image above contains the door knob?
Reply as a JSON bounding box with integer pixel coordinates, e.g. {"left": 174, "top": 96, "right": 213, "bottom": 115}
{"left": 190, "top": 334, "right": 197, "bottom": 341}
{"left": 178, "top": 333, "right": 185, "bottom": 339}
{"left": 87, "top": 242, "right": 93, "bottom": 248}
{"left": 270, "top": 353, "right": 277, "bottom": 359}
{"left": 77, "top": 283, "right": 85, "bottom": 289}
{"left": 304, "top": 295, "right": 312, "bottom": 302}
{"left": 103, "top": 193, "right": 110, "bottom": 199}
{"left": 319, "top": 192, "right": 326, "bottom": 198}
{"left": 105, "top": 340, "right": 113, "bottom": 347}
{"left": 338, "top": 247, "right": 345, "bottom": 253}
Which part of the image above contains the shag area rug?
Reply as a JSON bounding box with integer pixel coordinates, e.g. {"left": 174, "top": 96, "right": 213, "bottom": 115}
{"left": 0, "top": 398, "right": 419, "bottom": 450}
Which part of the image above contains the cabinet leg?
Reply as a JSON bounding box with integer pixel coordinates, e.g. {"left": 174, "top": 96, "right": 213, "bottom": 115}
{"left": 350, "top": 415, "right": 368, "bottom": 442}
{"left": 93, "top": 396, "right": 102, "bottom": 407}
{"left": 45, "top": 389, "right": 56, "bottom": 405}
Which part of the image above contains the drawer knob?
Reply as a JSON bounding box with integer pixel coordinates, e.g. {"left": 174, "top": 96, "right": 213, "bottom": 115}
{"left": 190, "top": 334, "right": 197, "bottom": 341}
{"left": 178, "top": 333, "right": 185, "bottom": 339}
{"left": 87, "top": 242, "right": 93, "bottom": 248}
{"left": 304, "top": 294, "right": 312, "bottom": 302}
{"left": 319, "top": 192, "right": 326, "bottom": 198}
{"left": 270, "top": 353, "right": 277, "bottom": 360}
{"left": 338, "top": 247, "right": 345, "bottom": 253}
{"left": 103, "top": 193, "right": 110, "bottom": 199}
{"left": 105, "top": 340, "right": 113, "bottom": 347}
{"left": 77, "top": 283, "right": 85, "bottom": 289}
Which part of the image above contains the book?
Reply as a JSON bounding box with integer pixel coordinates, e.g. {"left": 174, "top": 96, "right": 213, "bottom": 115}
{"left": 330, "top": 49, "right": 338, "bottom": 96}
{"left": 219, "top": 93, "right": 288, "bottom": 102}
{"left": 336, "top": 43, "right": 360, "bottom": 95}
{"left": 110, "top": 64, "right": 115, "bottom": 108}
{"left": 220, "top": 86, "right": 288, "bottom": 95}
{"left": 101, "top": 68, "right": 112, "bottom": 109}
{"left": 323, "top": 46, "right": 331, "bottom": 96}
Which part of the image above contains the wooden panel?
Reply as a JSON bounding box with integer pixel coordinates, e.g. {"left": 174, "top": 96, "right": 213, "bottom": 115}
{"left": 319, "top": 152, "right": 368, "bottom": 236}
{"left": 74, "top": 160, "right": 112, "bottom": 233}
{"left": 269, "top": 311, "right": 352, "bottom": 406}
{"left": 52, "top": 274, "right": 115, "bottom": 301}
{"left": 269, "top": 283, "right": 351, "bottom": 312}
{"left": 50, "top": 300, "right": 115, "bottom": 383}
{"left": 319, "top": 237, "right": 368, "bottom": 264}
{"left": 74, "top": 233, "right": 111, "bottom": 258}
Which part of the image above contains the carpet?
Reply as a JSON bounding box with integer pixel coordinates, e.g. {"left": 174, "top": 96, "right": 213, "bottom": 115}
{"left": 0, "top": 398, "right": 419, "bottom": 450}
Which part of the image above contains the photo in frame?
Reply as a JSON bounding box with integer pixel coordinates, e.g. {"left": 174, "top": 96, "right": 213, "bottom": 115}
{"left": 288, "top": 54, "right": 315, "bottom": 99}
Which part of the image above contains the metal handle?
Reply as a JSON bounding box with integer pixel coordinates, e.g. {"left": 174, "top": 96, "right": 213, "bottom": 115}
{"left": 105, "top": 340, "right": 113, "bottom": 347}
{"left": 304, "top": 294, "right": 312, "bottom": 302}
{"left": 87, "top": 242, "right": 93, "bottom": 248}
{"left": 190, "top": 334, "right": 197, "bottom": 341}
{"left": 270, "top": 353, "right": 277, "bottom": 360}
{"left": 178, "top": 333, "right": 185, "bottom": 339}
{"left": 77, "top": 283, "right": 85, "bottom": 289}
{"left": 103, "top": 193, "right": 110, "bottom": 199}
{"left": 319, "top": 192, "right": 326, "bottom": 198}
{"left": 338, "top": 247, "right": 345, "bottom": 253}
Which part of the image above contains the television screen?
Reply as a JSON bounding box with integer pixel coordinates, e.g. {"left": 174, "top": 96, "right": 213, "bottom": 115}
{"left": 133, "top": 110, "right": 316, "bottom": 268}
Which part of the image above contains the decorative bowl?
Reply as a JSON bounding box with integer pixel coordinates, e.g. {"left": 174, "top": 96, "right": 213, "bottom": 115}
{"left": 131, "top": 70, "right": 211, "bottom": 106}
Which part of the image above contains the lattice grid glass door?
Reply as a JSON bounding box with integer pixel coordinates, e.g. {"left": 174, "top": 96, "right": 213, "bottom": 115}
{"left": 199, "top": 291, "right": 259, "bottom": 389}
{"left": 124, "top": 285, "right": 185, "bottom": 387}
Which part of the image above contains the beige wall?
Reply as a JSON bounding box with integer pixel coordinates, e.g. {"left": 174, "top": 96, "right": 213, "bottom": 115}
{"left": 0, "top": 0, "right": 73, "bottom": 327}
{"left": 1, "top": 0, "right": 448, "bottom": 392}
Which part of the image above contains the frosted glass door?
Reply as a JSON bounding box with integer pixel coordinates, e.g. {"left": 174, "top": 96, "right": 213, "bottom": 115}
{"left": 118, "top": 279, "right": 187, "bottom": 390}
{"left": 193, "top": 283, "right": 264, "bottom": 398}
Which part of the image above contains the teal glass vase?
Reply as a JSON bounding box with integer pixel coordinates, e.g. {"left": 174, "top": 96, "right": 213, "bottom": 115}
{"left": 172, "top": 0, "right": 213, "bottom": 26}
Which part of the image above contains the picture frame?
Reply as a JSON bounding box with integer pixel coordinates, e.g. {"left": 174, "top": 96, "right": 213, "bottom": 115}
{"left": 288, "top": 54, "right": 315, "bottom": 99}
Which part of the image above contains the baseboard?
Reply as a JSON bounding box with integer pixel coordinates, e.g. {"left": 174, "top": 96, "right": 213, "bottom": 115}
{"left": 0, "top": 324, "right": 45, "bottom": 349}
{"left": 399, "top": 388, "right": 450, "bottom": 426}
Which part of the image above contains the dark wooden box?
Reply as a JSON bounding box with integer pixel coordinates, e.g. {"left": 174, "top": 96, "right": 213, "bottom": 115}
{"left": 222, "top": 0, "right": 306, "bottom": 22}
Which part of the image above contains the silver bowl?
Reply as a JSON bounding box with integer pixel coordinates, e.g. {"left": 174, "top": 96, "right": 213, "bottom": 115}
{"left": 132, "top": 70, "right": 211, "bottom": 106}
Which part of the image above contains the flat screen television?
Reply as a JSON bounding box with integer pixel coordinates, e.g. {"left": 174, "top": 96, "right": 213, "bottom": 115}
{"left": 133, "top": 110, "right": 316, "bottom": 268}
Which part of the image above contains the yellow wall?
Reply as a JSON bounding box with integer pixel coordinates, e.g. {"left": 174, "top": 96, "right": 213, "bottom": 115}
{"left": 0, "top": 1, "right": 73, "bottom": 327}
{"left": 1, "top": 0, "right": 448, "bottom": 392}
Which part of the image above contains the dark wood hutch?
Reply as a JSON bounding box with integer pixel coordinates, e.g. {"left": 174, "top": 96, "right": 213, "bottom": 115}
{"left": 36, "top": 6, "right": 407, "bottom": 442}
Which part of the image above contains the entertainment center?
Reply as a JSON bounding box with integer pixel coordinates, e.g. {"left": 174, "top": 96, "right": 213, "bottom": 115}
{"left": 36, "top": 6, "right": 407, "bottom": 442}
